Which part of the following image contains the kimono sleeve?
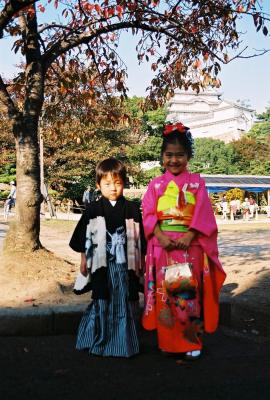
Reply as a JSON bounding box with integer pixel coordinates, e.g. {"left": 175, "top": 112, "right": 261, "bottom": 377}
{"left": 69, "top": 207, "right": 91, "bottom": 252}
{"left": 189, "top": 177, "right": 217, "bottom": 237}
{"left": 138, "top": 205, "right": 147, "bottom": 255}
{"left": 142, "top": 179, "right": 158, "bottom": 240}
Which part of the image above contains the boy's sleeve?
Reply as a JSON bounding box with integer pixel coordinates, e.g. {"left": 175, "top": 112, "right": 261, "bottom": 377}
{"left": 69, "top": 207, "right": 90, "bottom": 252}
{"left": 138, "top": 204, "right": 147, "bottom": 255}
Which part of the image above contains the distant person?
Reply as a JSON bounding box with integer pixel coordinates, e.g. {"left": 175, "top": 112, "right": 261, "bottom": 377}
{"left": 4, "top": 181, "right": 16, "bottom": 220}
{"left": 229, "top": 199, "right": 237, "bottom": 220}
{"left": 242, "top": 198, "right": 250, "bottom": 221}
{"left": 235, "top": 199, "right": 241, "bottom": 212}
{"left": 70, "top": 158, "right": 146, "bottom": 357}
{"left": 248, "top": 196, "right": 256, "bottom": 219}
{"left": 221, "top": 196, "right": 228, "bottom": 220}
{"left": 82, "top": 186, "right": 94, "bottom": 207}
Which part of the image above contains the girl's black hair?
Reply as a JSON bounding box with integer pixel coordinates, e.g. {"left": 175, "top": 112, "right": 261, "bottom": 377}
{"left": 96, "top": 158, "right": 127, "bottom": 184}
{"left": 161, "top": 129, "right": 194, "bottom": 159}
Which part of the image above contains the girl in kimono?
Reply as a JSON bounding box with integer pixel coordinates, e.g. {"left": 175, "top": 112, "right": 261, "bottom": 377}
{"left": 142, "top": 123, "right": 226, "bottom": 360}
{"left": 70, "top": 158, "right": 145, "bottom": 358}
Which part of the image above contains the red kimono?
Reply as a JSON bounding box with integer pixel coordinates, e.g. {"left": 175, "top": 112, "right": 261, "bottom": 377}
{"left": 142, "top": 169, "right": 226, "bottom": 353}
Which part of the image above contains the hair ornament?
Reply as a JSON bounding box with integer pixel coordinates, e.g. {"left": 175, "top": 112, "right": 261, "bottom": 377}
{"left": 162, "top": 121, "right": 195, "bottom": 158}
{"left": 163, "top": 122, "right": 187, "bottom": 136}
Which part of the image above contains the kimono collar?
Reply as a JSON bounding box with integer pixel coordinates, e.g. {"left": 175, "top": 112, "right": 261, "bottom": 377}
{"left": 101, "top": 195, "right": 125, "bottom": 206}
{"left": 164, "top": 168, "right": 189, "bottom": 182}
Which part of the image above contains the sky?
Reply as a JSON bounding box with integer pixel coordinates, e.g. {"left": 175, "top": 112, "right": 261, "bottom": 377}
{"left": 0, "top": 4, "right": 270, "bottom": 114}
{"left": 116, "top": 15, "right": 270, "bottom": 114}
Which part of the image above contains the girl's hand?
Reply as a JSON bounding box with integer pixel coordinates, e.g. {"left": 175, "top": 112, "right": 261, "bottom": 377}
{"left": 80, "top": 253, "right": 88, "bottom": 277}
{"left": 157, "top": 232, "right": 176, "bottom": 250}
{"left": 154, "top": 223, "right": 176, "bottom": 250}
{"left": 175, "top": 230, "right": 197, "bottom": 250}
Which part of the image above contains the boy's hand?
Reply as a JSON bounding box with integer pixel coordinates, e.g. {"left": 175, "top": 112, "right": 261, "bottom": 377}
{"left": 80, "top": 253, "right": 88, "bottom": 276}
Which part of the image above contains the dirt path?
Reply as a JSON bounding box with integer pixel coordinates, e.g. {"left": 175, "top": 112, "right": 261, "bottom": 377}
{"left": 1, "top": 217, "right": 270, "bottom": 311}
{"left": 40, "top": 220, "right": 80, "bottom": 265}
{"left": 42, "top": 219, "right": 270, "bottom": 307}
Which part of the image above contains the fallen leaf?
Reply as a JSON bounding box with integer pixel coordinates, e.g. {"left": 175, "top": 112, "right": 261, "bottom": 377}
{"left": 176, "top": 359, "right": 187, "bottom": 365}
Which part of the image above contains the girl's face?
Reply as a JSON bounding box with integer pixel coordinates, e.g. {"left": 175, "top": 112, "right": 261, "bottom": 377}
{"left": 162, "top": 142, "right": 189, "bottom": 175}
{"left": 97, "top": 173, "right": 124, "bottom": 201}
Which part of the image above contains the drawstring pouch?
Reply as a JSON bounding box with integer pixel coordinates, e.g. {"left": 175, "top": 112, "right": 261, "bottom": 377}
{"left": 163, "top": 252, "right": 198, "bottom": 297}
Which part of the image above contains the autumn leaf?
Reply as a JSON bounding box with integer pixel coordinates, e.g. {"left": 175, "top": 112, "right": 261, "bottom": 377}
{"left": 38, "top": 5, "right": 45, "bottom": 13}
{"left": 95, "top": 4, "right": 101, "bottom": 14}
{"left": 193, "top": 59, "right": 202, "bottom": 69}
{"left": 223, "top": 53, "right": 230, "bottom": 62}
{"left": 116, "top": 5, "right": 124, "bottom": 18}
{"left": 236, "top": 5, "right": 245, "bottom": 13}
{"left": 203, "top": 52, "right": 209, "bottom": 61}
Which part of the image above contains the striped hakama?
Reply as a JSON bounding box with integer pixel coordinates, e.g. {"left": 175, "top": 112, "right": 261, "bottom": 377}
{"left": 76, "top": 260, "right": 140, "bottom": 357}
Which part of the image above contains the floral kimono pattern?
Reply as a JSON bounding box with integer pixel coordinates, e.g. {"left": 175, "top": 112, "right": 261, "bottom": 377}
{"left": 142, "top": 169, "right": 226, "bottom": 353}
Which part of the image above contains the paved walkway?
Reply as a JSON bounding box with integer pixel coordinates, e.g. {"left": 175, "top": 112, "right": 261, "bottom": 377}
{"left": 1, "top": 330, "right": 270, "bottom": 400}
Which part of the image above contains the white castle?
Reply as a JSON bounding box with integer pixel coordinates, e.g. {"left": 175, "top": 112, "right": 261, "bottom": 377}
{"left": 167, "top": 88, "right": 255, "bottom": 143}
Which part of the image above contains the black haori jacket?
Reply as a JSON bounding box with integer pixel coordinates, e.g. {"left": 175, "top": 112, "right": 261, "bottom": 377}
{"left": 69, "top": 196, "right": 146, "bottom": 300}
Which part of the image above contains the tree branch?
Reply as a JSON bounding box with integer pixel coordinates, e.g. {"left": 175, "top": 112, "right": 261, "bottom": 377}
{"left": 0, "top": 74, "right": 18, "bottom": 117}
{"left": 22, "top": 4, "right": 44, "bottom": 117}
{"left": 0, "top": 0, "right": 38, "bottom": 38}
{"left": 43, "top": 20, "right": 186, "bottom": 70}
{"left": 87, "top": 44, "right": 109, "bottom": 98}
{"left": 38, "top": 23, "right": 78, "bottom": 35}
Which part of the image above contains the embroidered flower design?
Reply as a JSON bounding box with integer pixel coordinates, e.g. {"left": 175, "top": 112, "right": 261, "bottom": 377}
{"left": 189, "top": 182, "right": 199, "bottom": 189}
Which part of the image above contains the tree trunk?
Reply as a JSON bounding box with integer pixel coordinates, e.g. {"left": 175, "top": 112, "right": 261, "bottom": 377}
{"left": 11, "top": 115, "right": 43, "bottom": 251}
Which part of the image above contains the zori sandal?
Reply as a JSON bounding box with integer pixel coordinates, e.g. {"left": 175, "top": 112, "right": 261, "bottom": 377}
{"left": 185, "top": 350, "right": 201, "bottom": 360}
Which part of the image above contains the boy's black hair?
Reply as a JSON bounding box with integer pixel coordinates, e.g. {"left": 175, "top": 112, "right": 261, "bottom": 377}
{"left": 161, "top": 129, "right": 194, "bottom": 159}
{"left": 96, "top": 158, "right": 127, "bottom": 184}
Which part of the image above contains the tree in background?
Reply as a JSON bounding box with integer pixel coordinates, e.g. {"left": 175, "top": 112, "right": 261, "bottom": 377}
{"left": 124, "top": 97, "right": 166, "bottom": 185}
{"left": 40, "top": 66, "right": 136, "bottom": 201}
{"left": 226, "top": 188, "right": 245, "bottom": 203}
{"left": 231, "top": 106, "right": 270, "bottom": 175}
{"left": 0, "top": 0, "right": 269, "bottom": 250}
{"left": 0, "top": 114, "right": 16, "bottom": 192}
{"left": 189, "top": 138, "right": 239, "bottom": 174}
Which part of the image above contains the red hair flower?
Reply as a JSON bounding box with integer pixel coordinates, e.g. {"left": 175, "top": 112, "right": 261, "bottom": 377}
{"left": 164, "top": 122, "right": 186, "bottom": 136}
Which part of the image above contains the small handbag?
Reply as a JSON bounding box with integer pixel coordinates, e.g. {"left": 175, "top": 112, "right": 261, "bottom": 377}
{"left": 163, "top": 261, "right": 197, "bottom": 296}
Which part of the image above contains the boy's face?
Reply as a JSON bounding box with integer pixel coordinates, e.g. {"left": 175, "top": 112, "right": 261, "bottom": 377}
{"left": 97, "top": 173, "right": 124, "bottom": 201}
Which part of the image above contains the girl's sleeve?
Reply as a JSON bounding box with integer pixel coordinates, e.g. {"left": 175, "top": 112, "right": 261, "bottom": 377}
{"left": 69, "top": 207, "right": 90, "bottom": 252}
{"left": 189, "top": 178, "right": 217, "bottom": 237}
{"left": 142, "top": 180, "right": 158, "bottom": 240}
